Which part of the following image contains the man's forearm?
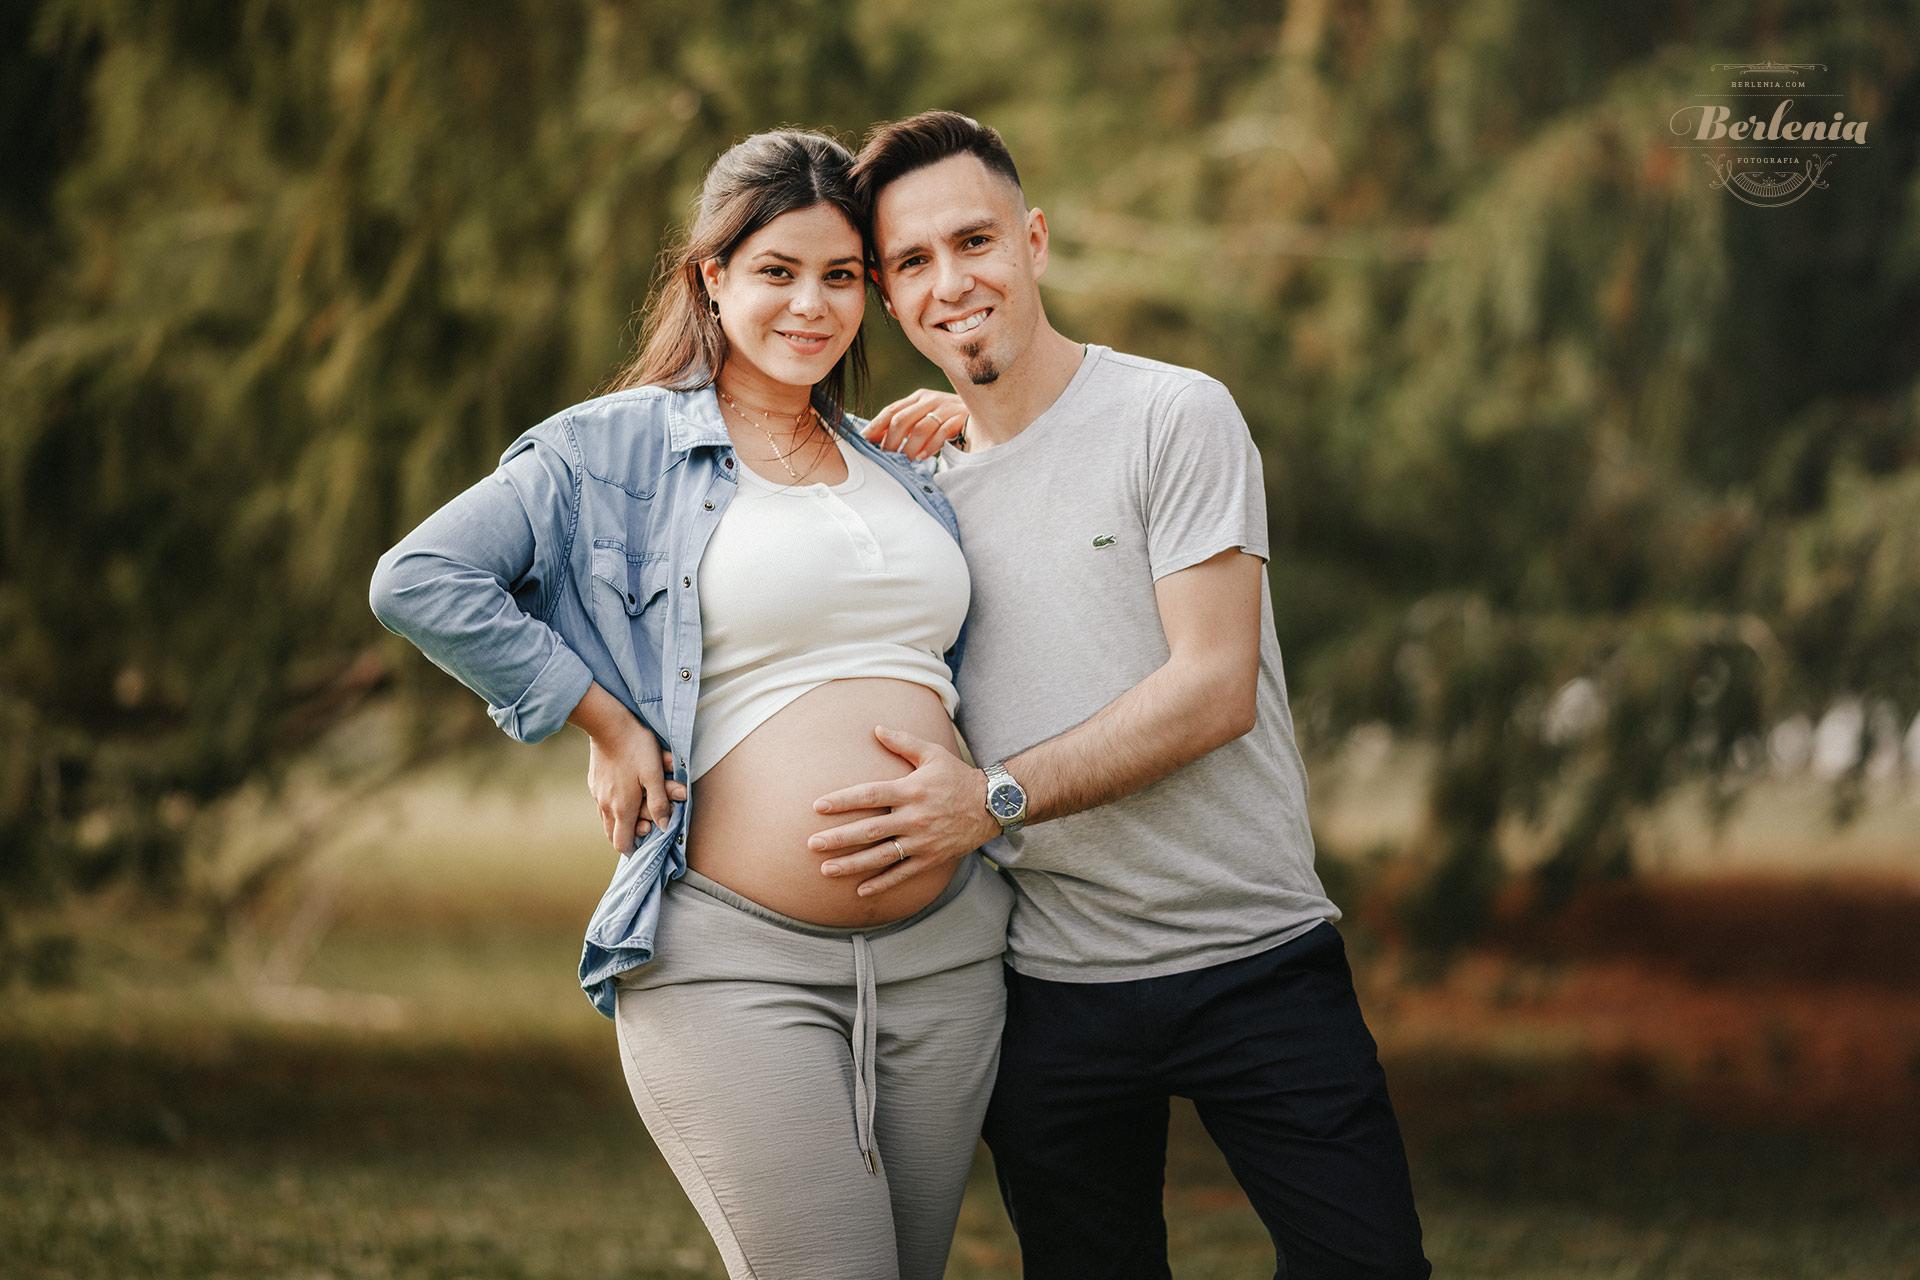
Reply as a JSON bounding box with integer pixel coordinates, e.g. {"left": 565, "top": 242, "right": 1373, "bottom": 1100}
{"left": 1004, "top": 656, "right": 1256, "bottom": 826}
{"left": 807, "top": 551, "right": 1264, "bottom": 887}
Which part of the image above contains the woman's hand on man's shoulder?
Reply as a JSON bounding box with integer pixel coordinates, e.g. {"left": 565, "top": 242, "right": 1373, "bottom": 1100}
{"left": 864, "top": 389, "right": 968, "bottom": 461}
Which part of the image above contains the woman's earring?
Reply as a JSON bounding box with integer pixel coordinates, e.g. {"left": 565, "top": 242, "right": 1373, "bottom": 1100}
{"left": 709, "top": 298, "right": 720, "bottom": 320}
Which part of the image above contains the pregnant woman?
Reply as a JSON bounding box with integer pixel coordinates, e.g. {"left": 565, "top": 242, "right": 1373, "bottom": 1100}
{"left": 369, "top": 129, "right": 1010, "bottom": 1280}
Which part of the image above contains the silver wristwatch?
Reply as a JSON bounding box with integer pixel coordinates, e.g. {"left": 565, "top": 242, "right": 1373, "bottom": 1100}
{"left": 982, "top": 762, "right": 1028, "bottom": 834}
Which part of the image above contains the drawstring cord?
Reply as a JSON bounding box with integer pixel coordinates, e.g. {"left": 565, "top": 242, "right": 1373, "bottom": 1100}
{"left": 851, "top": 932, "right": 879, "bottom": 1174}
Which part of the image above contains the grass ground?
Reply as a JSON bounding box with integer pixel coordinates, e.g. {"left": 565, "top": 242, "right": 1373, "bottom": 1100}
{"left": 4, "top": 736, "right": 1918, "bottom": 1278}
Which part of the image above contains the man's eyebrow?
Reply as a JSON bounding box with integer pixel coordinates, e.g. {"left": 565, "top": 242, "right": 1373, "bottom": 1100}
{"left": 881, "top": 240, "right": 930, "bottom": 269}
{"left": 949, "top": 218, "right": 1001, "bottom": 241}
{"left": 881, "top": 218, "right": 1004, "bottom": 269}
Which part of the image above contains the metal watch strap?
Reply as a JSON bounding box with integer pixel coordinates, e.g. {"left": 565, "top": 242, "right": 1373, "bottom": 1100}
{"left": 983, "top": 761, "right": 1026, "bottom": 834}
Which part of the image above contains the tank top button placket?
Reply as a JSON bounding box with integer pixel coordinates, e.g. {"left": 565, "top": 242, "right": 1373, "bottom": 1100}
{"left": 820, "top": 490, "right": 885, "bottom": 573}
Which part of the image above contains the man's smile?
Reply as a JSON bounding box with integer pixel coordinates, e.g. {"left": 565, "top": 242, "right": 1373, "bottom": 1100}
{"left": 935, "top": 308, "right": 992, "bottom": 335}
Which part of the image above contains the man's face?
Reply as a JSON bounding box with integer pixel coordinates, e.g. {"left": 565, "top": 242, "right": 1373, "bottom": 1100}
{"left": 871, "top": 154, "right": 1049, "bottom": 388}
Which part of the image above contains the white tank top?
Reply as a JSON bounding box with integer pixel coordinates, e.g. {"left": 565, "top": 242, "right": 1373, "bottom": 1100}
{"left": 690, "top": 433, "right": 971, "bottom": 780}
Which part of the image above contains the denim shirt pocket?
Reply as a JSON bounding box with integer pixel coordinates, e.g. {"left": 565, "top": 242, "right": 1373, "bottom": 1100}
{"left": 589, "top": 541, "right": 673, "bottom": 707}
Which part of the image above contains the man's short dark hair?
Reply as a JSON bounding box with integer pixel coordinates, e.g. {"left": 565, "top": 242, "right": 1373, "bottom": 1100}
{"left": 852, "top": 111, "right": 1024, "bottom": 233}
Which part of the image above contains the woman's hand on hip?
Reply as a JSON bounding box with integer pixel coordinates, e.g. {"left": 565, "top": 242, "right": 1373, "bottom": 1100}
{"left": 568, "top": 682, "right": 687, "bottom": 853}
{"left": 865, "top": 389, "right": 968, "bottom": 461}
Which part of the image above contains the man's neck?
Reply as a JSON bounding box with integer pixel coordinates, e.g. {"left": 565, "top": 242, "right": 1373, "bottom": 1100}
{"left": 951, "top": 327, "right": 1086, "bottom": 451}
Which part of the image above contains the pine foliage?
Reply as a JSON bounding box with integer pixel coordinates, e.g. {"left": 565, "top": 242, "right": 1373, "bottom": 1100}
{"left": 3, "top": 0, "right": 1916, "bottom": 946}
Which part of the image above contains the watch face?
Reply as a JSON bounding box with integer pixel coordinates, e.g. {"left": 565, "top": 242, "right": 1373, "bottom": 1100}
{"left": 988, "top": 783, "right": 1024, "bottom": 820}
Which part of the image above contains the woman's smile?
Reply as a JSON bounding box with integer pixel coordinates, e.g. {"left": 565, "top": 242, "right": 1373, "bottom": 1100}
{"left": 776, "top": 326, "right": 834, "bottom": 354}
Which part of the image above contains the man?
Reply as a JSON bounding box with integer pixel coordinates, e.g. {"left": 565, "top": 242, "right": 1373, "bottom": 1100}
{"left": 808, "top": 111, "right": 1429, "bottom": 1280}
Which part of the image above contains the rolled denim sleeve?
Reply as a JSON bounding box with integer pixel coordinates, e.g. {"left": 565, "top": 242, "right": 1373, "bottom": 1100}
{"left": 369, "top": 441, "right": 595, "bottom": 744}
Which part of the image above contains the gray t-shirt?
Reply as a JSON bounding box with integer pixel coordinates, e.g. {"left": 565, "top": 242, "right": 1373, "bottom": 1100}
{"left": 936, "top": 345, "right": 1337, "bottom": 982}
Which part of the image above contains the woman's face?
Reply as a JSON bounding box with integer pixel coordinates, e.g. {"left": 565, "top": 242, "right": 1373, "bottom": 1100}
{"left": 703, "top": 203, "right": 866, "bottom": 395}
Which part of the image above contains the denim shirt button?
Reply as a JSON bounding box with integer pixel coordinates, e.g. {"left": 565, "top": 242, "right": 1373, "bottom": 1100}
{"left": 678, "top": 668, "right": 691, "bottom": 681}
{"left": 682, "top": 576, "right": 691, "bottom": 588}
{"left": 702, "top": 500, "right": 715, "bottom": 510}
{"left": 922, "top": 484, "right": 933, "bottom": 493}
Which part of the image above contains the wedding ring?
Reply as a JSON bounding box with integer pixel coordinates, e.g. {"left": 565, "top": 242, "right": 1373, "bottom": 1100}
{"left": 891, "top": 839, "right": 907, "bottom": 864}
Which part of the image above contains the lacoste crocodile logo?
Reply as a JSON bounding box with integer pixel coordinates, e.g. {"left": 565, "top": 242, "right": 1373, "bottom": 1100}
{"left": 1093, "top": 534, "right": 1117, "bottom": 549}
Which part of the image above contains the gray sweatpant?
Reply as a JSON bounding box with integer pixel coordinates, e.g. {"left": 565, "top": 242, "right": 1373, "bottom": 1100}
{"left": 613, "top": 854, "right": 1013, "bottom": 1280}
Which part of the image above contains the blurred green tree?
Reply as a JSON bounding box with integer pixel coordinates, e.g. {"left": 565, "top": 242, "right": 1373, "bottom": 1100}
{"left": 1001, "top": 0, "right": 1919, "bottom": 947}
{"left": 2, "top": 0, "right": 1915, "bottom": 956}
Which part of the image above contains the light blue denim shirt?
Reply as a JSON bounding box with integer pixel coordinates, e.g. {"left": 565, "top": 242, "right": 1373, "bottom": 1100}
{"left": 369, "top": 384, "right": 965, "bottom": 1017}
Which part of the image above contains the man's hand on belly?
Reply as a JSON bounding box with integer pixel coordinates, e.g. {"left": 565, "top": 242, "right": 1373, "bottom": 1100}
{"left": 809, "top": 726, "right": 1001, "bottom": 896}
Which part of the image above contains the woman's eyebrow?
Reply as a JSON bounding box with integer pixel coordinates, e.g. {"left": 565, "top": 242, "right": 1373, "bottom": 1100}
{"left": 751, "top": 250, "right": 863, "bottom": 267}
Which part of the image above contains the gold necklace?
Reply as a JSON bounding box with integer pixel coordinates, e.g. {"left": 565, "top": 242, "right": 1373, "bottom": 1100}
{"left": 717, "top": 388, "right": 824, "bottom": 483}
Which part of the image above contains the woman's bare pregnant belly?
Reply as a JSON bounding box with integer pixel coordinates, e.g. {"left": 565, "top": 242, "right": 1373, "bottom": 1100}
{"left": 688, "top": 678, "right": 963, "bottom": 927}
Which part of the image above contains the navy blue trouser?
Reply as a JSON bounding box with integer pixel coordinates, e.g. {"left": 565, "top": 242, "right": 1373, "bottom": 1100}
{"left": 981, "top": 923, "right": 1430, "bottom": 1280}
